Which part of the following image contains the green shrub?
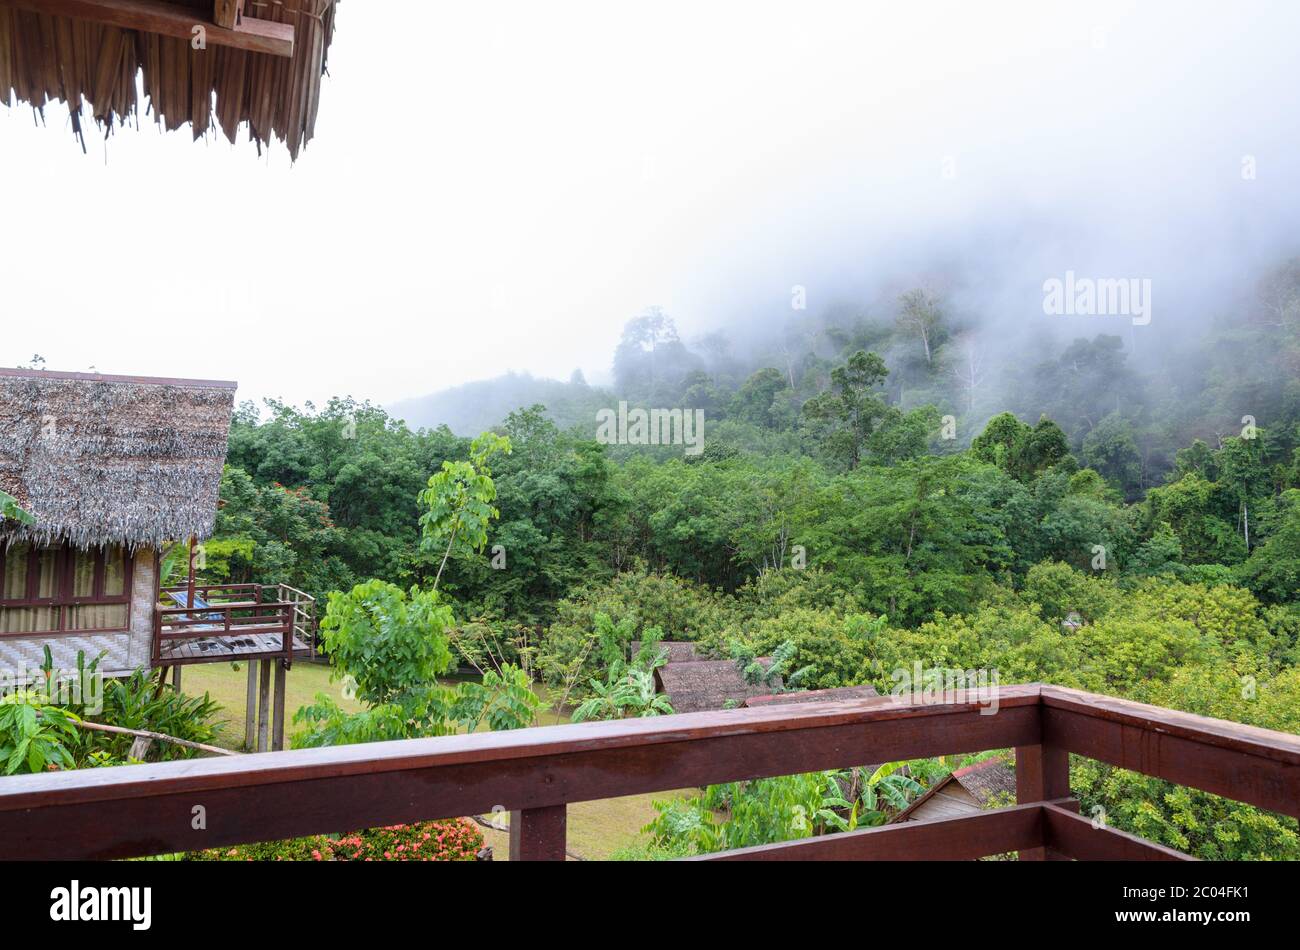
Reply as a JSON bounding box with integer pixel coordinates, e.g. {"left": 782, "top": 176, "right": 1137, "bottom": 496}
{"left": 96, "top": 671, "right": 223, "bottom": 762}
{"left": 536, "top": 569, "right": 738, "bottom": 690}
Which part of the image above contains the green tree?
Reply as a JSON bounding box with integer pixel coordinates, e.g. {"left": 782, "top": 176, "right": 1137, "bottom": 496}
{"left": 295, "top": 433, "right": 541, "bottom": 748}
{"left": 1081, "top": 412, "right": 1144, "bottom": 499}
{"left": 896, "top": 289, "right": 944, "bottom": 366}
{"left": 801, "top": 350, "right": 891, "bottom": 469}
{"left": 731, "top": 368, "right": 791, "bottom": 429}
{"left": 418, "top": 431, "right": 511, "bottom": 588}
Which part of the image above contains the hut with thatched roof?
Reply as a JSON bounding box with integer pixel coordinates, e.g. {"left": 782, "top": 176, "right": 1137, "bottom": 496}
{"left": 0, "top": 367, "right": 313, "bottom": 751}
{"left": 654, "top": 659, "right": 781, "bottom": 714}
{"left": 890, "top": 756, "right": 1017, "bottom": 824}
{"left": 0, "top": 0, "right": 338, "bottom": 157}
{"left": 0, "top": 368, "right": 235, "bottom": 676}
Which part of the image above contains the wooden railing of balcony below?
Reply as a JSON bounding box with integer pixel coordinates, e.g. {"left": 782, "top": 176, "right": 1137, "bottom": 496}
{"left": 0, "top": 684, "right": 1296, "bottom": 861}
{"left": 154, "top": 583, "right": 315, "bottom": 667}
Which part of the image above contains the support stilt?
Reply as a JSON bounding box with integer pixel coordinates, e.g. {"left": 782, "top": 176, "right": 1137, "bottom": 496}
{"left": 244, "top": 660, "right": 258, "bottom": 750}
{"left": 272, "top": 661, "right": 287, "bottom": 751}
{"left": 257, "top": 659, "right": 271, "bottom": 753}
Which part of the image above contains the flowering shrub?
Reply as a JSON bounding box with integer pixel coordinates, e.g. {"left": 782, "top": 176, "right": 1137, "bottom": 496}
{"left": 331, "top": 819, "right": 483, "bottom": 861}
{"left": 189, "top": 818, "right": 483, "bottom": 862}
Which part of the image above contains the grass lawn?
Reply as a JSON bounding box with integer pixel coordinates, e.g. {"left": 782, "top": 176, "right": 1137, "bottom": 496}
{"left": 180, "top": 662, "right": 568, "bottom": 750}
{"left": 178, "top": 661, "right": 680, "bottom": 858}
{"left": 178, "top": 660, "right": 362, "bottom": 750}
{"left": 475, "top": 791, "right": 686, "bottom": 861}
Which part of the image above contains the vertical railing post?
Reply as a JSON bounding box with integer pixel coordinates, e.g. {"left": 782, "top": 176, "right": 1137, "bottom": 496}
{"left": 151, "top": 609, "right": 161, "bottom": 665}
{"left": 1016, "top": 733, "right": 1071, "bottom": 861}
{"left": 509, "top": 806, "right": 567, "bottom": 861}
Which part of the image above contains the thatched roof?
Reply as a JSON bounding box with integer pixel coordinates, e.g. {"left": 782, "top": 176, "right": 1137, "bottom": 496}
{"left": 742, "top": 684, "right": 880, "bottom": 708}
{"left": 654, "top": 659, "right": 780, "bottom": 714}
{"left": 891, "top": 756, "right": 1017, "bottom": 823}
{"left": 0, "top": 0, "right": 338, "bottom": 159}
{"left": 950, "top": 757, "right": 1017, "bottom": 807}
{"left": 0, "top": 368, "right": 236, "bottom": 549}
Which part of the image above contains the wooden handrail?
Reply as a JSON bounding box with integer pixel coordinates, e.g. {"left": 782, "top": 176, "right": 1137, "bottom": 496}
{"left": 154, "top": 586, "right": 308, "bottom": 664}
{"left": 0, "top": 685, "right": 1294, "bottom": 861}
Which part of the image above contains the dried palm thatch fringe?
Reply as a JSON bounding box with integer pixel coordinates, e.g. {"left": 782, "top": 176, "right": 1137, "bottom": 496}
{"left": 0, "top": 370, "right": 236, "bottom": 551}
{"left": 0, "top": 0, "right": 336, "bottom": 159}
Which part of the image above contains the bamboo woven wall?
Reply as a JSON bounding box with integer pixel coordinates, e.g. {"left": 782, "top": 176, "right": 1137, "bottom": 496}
{"left": 0, "top": 0, "right": 336, "bottom": 158}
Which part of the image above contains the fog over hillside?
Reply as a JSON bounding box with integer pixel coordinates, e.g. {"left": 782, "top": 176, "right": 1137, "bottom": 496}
{"left": 388, "top": 3, "right": 1300, "bottom": 438}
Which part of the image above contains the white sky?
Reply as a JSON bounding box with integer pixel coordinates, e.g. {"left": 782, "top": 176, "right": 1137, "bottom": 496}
{"left": 2, "top": 0, "right": 1298, "bottom": 409}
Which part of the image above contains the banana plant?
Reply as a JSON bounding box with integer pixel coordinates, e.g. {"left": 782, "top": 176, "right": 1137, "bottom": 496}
{"left": 0, "top": 490, "right": 33, "bottom": 525}
{"left": 852, "top": 761, "right": 924, "bottom": 824}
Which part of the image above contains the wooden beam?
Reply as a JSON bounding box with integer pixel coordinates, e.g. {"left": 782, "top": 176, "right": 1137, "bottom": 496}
{"left": 0, "top": 0, "right": 294, "bottom": 58}
{"left": 243, "top": 660, "right": 257, "bottom": 751}
{"left": 1042, "top": 686, "right": 1300, "bottom": 820}
{"left": 0, "top": 687, "right": 1043, "bottom": 859}
{"left": 212, "top": 0, "right": 243, "bottom": 30}
{"left": 1015, "top": 740, "right": 1071, "bottom": 860}
{"left": 271, "top": 661, "right": 287, "bottom": 752}
{"left": 185, "top": 535, "right": 197, "bottom": 618}
{"left": 1042, "top": 804, "right": 1197, "bottom": 861}
{"left": 256, "top": 659, "right": 271, "bottom": 754}
{"left": 509, "top": 806, "right": 567, "bottom": 861}
{"left": 694, "top": 802, "right": 1045, "bottom": 861}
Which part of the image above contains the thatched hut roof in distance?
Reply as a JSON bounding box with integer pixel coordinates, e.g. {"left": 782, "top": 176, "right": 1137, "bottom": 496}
{"left": 742, "top": 684, "right": 880, "bottom": 708}
{"left": 654, "top": 659, "right": 780, "bottom": 714}
{"left": 0, "top": 368, "right": 236, "bottom": 549}
{"left": 890, "top": 756, "right": 1017, "bottom": 824}
{"left": 0, "top": 0, "right": 338, "bottom": 158}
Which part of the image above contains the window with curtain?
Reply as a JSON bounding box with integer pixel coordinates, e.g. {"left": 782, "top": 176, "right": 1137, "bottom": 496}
{"left": 0, "top": 542, "right": 133, "bottom": 635}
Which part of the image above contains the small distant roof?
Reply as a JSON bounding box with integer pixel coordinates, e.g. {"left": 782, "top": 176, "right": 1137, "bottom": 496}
{"left": 743, "top": 684, "right": 879, "bottom": 708}
{"left": 949, "top": 757, "right": 1018, "bottom": 806}
{"left": 891, "top": 756, "right": 1017, "bottom": 823}
{"left": 0, "top": 369, "right": 237, "bottom": 549}
{"left": 654, "top": 659, "right": 780, "bottom": 714}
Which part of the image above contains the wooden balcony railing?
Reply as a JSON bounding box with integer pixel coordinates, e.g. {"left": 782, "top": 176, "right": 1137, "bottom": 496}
{"left": 0, "top": 684, "right": 1296, "bottom": 861}
{"left": 154, "top": 583, "right": 316, "bottom": 666}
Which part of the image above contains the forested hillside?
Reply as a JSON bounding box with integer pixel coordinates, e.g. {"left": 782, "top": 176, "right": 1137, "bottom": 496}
{"left": 206, "top": 257, "right": 1300, "bottom": 859}
{"left": 392, "top": 263, "right": 1300, "bottom": 499}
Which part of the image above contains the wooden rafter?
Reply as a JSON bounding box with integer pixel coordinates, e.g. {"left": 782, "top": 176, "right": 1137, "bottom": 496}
{"left": 0, "top": 0, "right": 294, "bottom": 58}
{"left": 212, "top": 0, "right": 244, "bottom": 30}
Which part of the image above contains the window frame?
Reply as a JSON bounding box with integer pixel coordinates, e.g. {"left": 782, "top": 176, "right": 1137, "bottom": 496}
{"left": 0, "top": 542, "right": 134, "bottom": 636}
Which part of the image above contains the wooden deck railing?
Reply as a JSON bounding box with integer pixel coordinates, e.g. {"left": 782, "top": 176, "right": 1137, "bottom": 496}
{"left": 154, "top": 584, "right": 315, "bottom": 666}
{"left": 0, "top": 684, "right": 1296, "bottom": 861}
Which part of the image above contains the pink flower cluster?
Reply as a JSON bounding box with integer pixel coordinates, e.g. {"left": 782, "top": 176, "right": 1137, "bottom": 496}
{"left": 197, "top": 818, "right": 483, "bottom": 862}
